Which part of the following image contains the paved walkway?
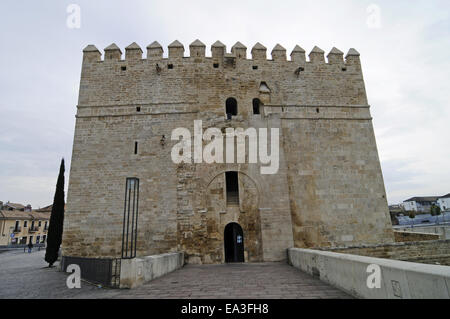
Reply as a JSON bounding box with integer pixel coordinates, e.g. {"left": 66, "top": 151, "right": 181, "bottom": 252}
{"left": 0, "top": 250, "right": 351, "bottom": 299}
{"left": 124, "top": 262, "right": 351, "bottom": 299}
{"left": 0, "top": 249, "right": 115, "bottom": 299}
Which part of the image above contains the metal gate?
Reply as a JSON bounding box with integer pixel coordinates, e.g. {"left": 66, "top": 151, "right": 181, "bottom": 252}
{"left": 61, "top": 256, "right": 121, "bottom": 288}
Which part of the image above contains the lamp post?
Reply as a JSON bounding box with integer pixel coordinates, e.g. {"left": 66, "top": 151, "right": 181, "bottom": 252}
{"left": 409, "top": 211, "right": 416, "bottom": 229}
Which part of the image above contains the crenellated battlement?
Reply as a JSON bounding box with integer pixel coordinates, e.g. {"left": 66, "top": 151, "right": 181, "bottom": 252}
{"left": 78, "top": 39, "right": 368, "bottom": 111}
{"left": 82, "top": 40, "right": 361, "bottom": 65}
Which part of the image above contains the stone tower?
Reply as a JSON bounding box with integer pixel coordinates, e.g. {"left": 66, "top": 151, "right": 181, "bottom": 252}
{"left": 62, "top": 40, "right": 394, "bottom": 268}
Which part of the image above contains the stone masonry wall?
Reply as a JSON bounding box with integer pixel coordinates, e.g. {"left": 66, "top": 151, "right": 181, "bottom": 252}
{"left": 317, "top": 240, "right": 450, "bottom": 266}
{"left": 394, "top": 230, "right": 440, "bottom": 242}
{"left": 62, "top": 40, "right": 394, "bottom": 263}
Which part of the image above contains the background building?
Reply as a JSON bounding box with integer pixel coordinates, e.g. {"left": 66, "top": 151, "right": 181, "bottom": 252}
{"left": 437, "top": 194, "right": 450, "bottom": 211}
{"left": 403, "top": 197, "right": 439, "bottom": 212}
{"left": 0, "top": 206, "right": 50, "bottom": 246}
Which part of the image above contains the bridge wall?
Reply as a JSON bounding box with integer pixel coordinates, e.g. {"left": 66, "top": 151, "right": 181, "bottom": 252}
{"left": 288, "top": 248, "right": 450, "bottom": 299}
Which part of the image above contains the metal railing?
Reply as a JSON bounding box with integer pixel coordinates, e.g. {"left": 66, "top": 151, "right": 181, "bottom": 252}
{"left": 28, "top": 226, "right": 39, "bottom": 233}
{"left": 0, "top": 243, "right": 46, "bottom": 250}
{"left": 61, "top": 256, "right": 121, "bottom": 288}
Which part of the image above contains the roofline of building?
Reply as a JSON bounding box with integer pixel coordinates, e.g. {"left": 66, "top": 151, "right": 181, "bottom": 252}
{"left": 403, "top": 196, "right": 440, "bottom": 202}
{"left": 0, "top": 211, "right": 50, "bottom": 220}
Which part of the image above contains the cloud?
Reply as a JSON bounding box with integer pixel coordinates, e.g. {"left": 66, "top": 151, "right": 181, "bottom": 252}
{"left": 0, "top": 0, "right": 449, "bottom": 207}
{"left": 0, "top": 176, "right": 58, "bottom": 208}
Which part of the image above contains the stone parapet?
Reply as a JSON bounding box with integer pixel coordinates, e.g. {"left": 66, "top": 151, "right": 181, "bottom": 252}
{"left": 288, "top": 248, "right": 450, "bottom": 299}
{"left": 120, "top": 252, "right": 184, "bottom": 288}
{"left": 314, "top": 240, "right": 450, "bottom": 266}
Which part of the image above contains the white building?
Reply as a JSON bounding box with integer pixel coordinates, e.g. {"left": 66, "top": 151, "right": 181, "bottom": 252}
{"left": 403, "top": 197, "right": 439, "bottom": 213}
{"left": 437, "top": 194, "right": 450, "bottom": 211}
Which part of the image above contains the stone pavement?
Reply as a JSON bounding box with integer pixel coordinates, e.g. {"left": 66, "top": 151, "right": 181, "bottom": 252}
{"left": 0, "top": 250, "right": 351, "bottom": 299}
{"left": 124, "top": 262, "right": 352, "bottom": 299}
{"left": 0, "top": 249, "right": 116, "bottom": 299}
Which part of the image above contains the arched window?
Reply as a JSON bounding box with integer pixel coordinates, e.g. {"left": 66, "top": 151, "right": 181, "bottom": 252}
{"left": 252, "top": 98, "right": 261, "bottom": 115}
{"left": 226, "top": 98, "right": 238, "bottom": 118}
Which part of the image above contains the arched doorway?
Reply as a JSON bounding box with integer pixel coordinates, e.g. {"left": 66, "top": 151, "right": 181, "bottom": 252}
{"left": 224, "top": 223, "right": 244, "bottom": 263}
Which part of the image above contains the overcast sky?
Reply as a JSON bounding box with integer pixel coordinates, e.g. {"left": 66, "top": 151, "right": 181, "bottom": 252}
{"left": 0, "top": 0, "right": 449, "bottom": 208}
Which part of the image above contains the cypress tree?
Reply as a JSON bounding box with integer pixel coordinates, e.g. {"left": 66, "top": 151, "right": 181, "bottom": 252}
{"left": 45, "top": 158, "right": 65, "bottom": 267}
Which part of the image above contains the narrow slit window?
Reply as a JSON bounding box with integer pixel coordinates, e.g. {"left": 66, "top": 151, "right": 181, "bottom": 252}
{"left": 253, "top": 98, "right": 261, "bottom": 115}
{"left": 134, "top": 142, "right": 138, "bottom": 154}
{"left": 226, "top": 172, "right": 239, "bottom": 205}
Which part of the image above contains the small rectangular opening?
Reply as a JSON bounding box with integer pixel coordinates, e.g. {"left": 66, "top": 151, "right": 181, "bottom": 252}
{"left": 213, "top": 63, "right": 219, "bottom": 68}
{"left": 168, "top": 64, "right": 173, "bottom": 69}
{"left": 226, "top": 172, "right": 239, "bottom": 205}
{"left": 252, "top": 65, "right": 258, "bottom": 70}
{"left": 136, "top": 107, "right": 141, "bottom": 112}
{"left": 134, "top": 141, "right": 138, "bottom": 154}
{"left": 295, "top": 67, "right": 305, "bottom": 76}
{"left": 121, "top": 66, "right": 127, "bottom": 71}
